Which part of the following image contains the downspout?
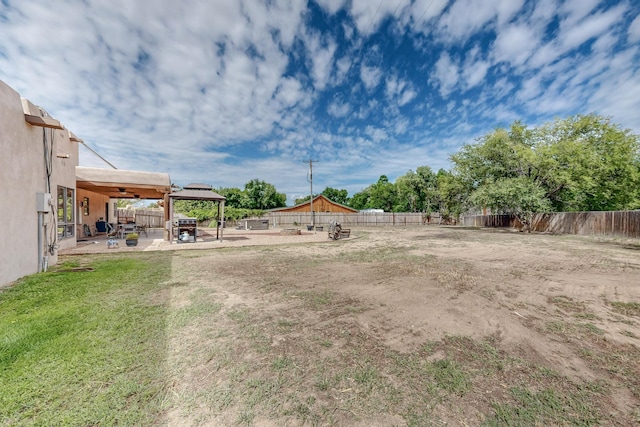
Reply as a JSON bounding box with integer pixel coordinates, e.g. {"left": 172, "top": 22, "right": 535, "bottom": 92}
{"left": 37, "top": 211, "right": 43, "bottom": 272}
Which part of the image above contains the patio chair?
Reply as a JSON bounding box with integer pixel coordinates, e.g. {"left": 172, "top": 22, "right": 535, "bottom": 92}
{"left": 106, "top": 223, "right": 117, "bottom": 238}
{"left": 120, "top": 223, "right": 136, "bottom": 239}
{"left": 136, "top": 224, "right": 148, "bottom": 237}
{"left": 95, "top": 220, "right": 108, "bottom": 234}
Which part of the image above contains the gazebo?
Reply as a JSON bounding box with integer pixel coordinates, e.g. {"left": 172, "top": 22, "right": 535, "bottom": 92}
{"left": 168, "top": 183, "right": 226, "bottom": 242}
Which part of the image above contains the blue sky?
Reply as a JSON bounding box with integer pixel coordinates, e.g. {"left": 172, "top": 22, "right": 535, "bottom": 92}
{"left": 1, "top": 0, "right": 639, "bottom": 204}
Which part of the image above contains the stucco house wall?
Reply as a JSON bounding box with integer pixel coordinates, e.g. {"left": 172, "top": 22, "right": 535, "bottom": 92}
{"left": 0, "top": 80, "right": 78, "bottom": 287}
{"left": 76, "top": 188, "right": 113, "bottom": 237}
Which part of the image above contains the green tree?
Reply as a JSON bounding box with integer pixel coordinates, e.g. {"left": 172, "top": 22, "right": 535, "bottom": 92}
{"left": 368, "top": 175, "right": 396, "bottom": 212}
{"left": 470, "top": 177, "right": 552, "bottom": 231}
{"left": 294, "top": 195, "right": 312, "bottom": 205}
{"left": 173, "top": 199, "right": 216, "bottom": 221}
{"left": 243, "top": 179, "right": 286, "bottom": 210}
{"left": 395, "top": 166, "right": 439, "bottom": 213}
{"left": 450, "top": 123, "right": 534, "bottom": 187}
{"left": 451, "top": 114, "right": 640, "bottom": 215}
{"left": 321, "top": 187, "right": 349, "bottom": 205}
{"left": 437, "top": 169, "right": 470, "bottom": 220}
{"left": 216, "top": 187, "right": 245, "bottom": 208}
{"left": 349, "top": 188, "right": 371, "bottom": 210}
{"left": 532, "top": 115, "right": 640, "bottom": 211}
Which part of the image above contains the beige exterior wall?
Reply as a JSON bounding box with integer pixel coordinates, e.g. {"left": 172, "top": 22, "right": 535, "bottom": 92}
{"left": 0, "top": 80, "right": 78, "bottom": 287}
{"left": 76, "top": 189, "right": 112, "bottom": 237}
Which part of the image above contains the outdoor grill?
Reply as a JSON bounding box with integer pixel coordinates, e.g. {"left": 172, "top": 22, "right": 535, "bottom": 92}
{"left": 176, "top": 218, "right": 197, "bottom": 243}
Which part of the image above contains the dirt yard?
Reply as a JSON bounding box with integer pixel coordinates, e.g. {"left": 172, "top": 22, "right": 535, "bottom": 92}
{"left": 160, "top": 226, "right": 640, "bottom": 426}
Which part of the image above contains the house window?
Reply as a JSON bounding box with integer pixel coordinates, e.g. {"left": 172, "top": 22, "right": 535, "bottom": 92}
{"left": 57, "top": 186, "right": 75, "bottom": 239}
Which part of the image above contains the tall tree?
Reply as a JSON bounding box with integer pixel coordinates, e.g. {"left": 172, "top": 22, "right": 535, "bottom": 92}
{"left": 437, "top": 169, "right": 470, "bottom": 219}
{"left": 470, "top": 177, "right": 552, "bottom": 231}
{"left": 216, "top": 187, "right": 245, "bottom": 208}
{"left": 368, "top": 175, "right": 396, "bottom": 212}
{"left": 532, "top": 115, "right": 640, "bottom": 211}
{"left": 321, "top": 187, "right": 349, "bottom": 205}
{"left": 349, "top": 188, "right": 371, "bottom": 210}
{"left": 294, "top": 195, "right": 312, "bottom": 205}
{"left": 451, "top": 114, "right": 640, "bottom": 215}
{"left": 243, "top": 179, "right": 286, "bottom": 210}
{"left": 395, "top": 166, "right": 439, "bottom": 213}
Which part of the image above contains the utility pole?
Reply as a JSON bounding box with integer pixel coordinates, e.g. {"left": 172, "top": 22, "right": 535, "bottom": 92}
{"left": 306, "top": 159, "right": 318, "bottom": 227}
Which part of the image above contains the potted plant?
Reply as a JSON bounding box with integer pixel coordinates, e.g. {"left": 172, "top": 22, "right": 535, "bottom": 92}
{"left": 125, "top": 232, "right": 139, "bottom": 247}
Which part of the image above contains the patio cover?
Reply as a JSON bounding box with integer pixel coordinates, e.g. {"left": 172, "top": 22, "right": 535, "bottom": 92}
{"left": 76, "top": 166, "right": 171, "bottom": 199}
{"left": 168, "top": 184, "right": 226, "bottom": 241}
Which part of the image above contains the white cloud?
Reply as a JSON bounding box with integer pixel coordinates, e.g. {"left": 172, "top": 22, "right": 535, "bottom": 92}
{"left": 461, "top": 46, "right": 490, "bottom": 89}
{"left": 365, "top": 125, "right": 389, "bottom": 143}
{"left": 592, "top": 32, "right": 618, "bottom": 53}
{"left": 528, "top": 42, "right": 560, "bottom": 69}
{"left": 327, "top": 100, "right": 351, "bottom": 118}
{"left": 315, "top": 0, "right": 348, "bottom": 15}
{"left": 560, "top": 3, "right": 627, "bottom": 52}
{"left": 430, "top": 52, "right": 459, "bottom": 97}
{"left": 303, "top": 30, "right": 337, "bottom": 90}
{"left": 492, "top": 23, "right": 539, "bottom": 67}
{"left": 335, "top": 56, "right": 352, "bottom": 82}
{"left": 437, "top": 0, "right": 524, "bottom": 42}
{"left": 463, "top": 61, "right": 490, "bottom": 89}
{"left": 515, "top": 74, "right": 542, "bottom": 103}
{"left": 589, "top": 63, "right": 640, "bottom": 133}
{"left": 528, "top": 3, "right": 627, "bottom": 70}
{"left": 530, "top": 0, "right": 557, "bottom": 25}
{"left": 627, "top": 14, "right": 640, "bottom": 42}
{"left": 3, "top": 0, "right": 640, "bottom": 201}
{"left": 409, "top": 0, "right": 449, "bottom": 24}
{"left": 385, "top": 75, "right": 417, "bottom": 106}
{"left": 398, "top": 88, "right": 417, "bottom": 106}
{"left": 360, "top": 64, "right": 383, "bottom": 90}
{"left": 349, "top": 0, "right": 408, "bottom": 35}
{"left": 491, "top": 77, "right": 515, "bottom": 100}
{"left": 560, "top": 0, "right": 602, "bottom": 28}
{"left": 275, "top": 77, "right": 306, "bottom": 108}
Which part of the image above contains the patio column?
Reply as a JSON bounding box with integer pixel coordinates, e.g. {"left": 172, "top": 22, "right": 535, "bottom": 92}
{"left": 220, "top": 201, "right": 224, "bottom": 242}
{"left": 163, "top": 192, "right": 170, "bottom": 241}
{"left": 169, "top": 197, "right": 174, "bottom": 243}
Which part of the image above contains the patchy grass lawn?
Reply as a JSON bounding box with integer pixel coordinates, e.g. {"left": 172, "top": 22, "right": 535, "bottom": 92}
{"left": 2, "top": 227, "right": 639, "bottom": 426}
{"left": 0, "top": 254, "right": 172, "bottom": 426}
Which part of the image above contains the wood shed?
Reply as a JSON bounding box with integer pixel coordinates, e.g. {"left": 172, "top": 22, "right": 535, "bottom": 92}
{"left": 271, "top": 195, "right": 357, "bottom": 214}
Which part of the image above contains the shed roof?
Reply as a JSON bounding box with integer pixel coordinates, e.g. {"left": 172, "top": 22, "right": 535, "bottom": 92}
{"left": 270, "top": 194, "right": 357, "bottom": 213}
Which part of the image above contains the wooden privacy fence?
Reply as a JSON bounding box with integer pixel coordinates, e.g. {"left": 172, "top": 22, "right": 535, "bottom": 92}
{"left": 261, "top": 212, "right": 428, "bottom": 227}
{"left": 462, "top": 211, "right": 640, "bottom": 238}
{"left": 116, "top": 208, "right": 164, "bottom": 227}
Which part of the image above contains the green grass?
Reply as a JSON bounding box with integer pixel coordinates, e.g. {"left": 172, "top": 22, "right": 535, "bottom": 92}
{"left": 2, "top": 232, "right": 638, "bottom": 426}
{"left": 0, "top": 253, "right": 172, "bottom": 426}
{"left": 487, "top": 387, "right": 601, "bottom": 426}
{"left": 609, "top": 301, "right": 640, "bottom": 317}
